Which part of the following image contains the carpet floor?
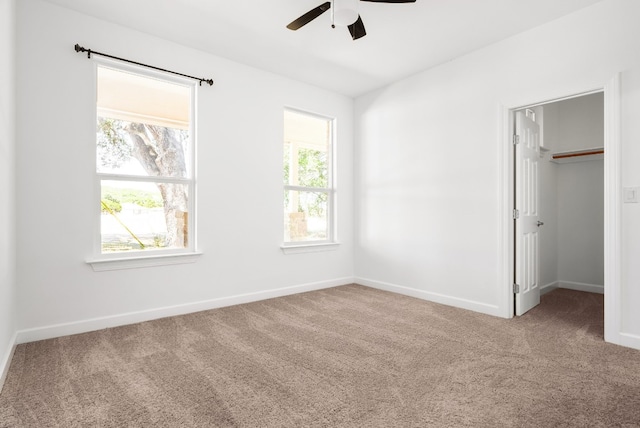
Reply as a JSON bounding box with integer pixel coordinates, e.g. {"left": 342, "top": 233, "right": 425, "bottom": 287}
{"left": 1, "top": 285, "right": 639, "bottom": 427}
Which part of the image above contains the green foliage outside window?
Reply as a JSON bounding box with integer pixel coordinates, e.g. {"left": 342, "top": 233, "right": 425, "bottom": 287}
{"left": 101, "top": 194, "right": 122, "bottom": 213}
{"left": 296, "top": 148, "right": 327, "bottom": 188}
{"left": 97, "top": 118, "right": 131, "bottom": 168}
{"left": 284, "top": 144, "right": 328, "bottom": 216}
{"left": 100, "top": 186, "right": 163, "bottom": 212}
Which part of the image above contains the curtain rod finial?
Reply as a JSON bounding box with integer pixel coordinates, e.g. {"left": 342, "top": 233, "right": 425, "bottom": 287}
{"left": 74, "top": 44, "right": 91, "bottom": 57}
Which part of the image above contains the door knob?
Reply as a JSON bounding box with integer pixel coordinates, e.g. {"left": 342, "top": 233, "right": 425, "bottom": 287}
{"left": 537, "top": 221, "right": 544, "bottom": 227}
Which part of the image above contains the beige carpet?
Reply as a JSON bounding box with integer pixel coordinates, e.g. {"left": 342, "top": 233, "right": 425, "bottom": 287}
{"left": 1, "top": 285, "right": 639, "bottom": 427}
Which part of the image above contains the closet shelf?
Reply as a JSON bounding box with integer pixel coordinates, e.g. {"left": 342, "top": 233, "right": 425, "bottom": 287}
{"left": 550, "top": 148, "right": 604, "bottom": 164}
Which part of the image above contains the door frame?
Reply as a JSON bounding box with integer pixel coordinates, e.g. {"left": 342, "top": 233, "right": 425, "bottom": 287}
{"left": 498, "top": 74, "right": 621, "bottom": 345}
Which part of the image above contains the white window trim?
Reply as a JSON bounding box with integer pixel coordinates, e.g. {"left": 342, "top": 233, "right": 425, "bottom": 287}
{"left": 282, "top": 107, "right": 338, "bottom": 251}
{"left": 88, "top": 58, "right": 200, "bottom": 270}
{"left": 280, "top": 243, "right": 340, "bottom": 255}
{"left": 87, "top": 252, "right": 203, "bottom": 272}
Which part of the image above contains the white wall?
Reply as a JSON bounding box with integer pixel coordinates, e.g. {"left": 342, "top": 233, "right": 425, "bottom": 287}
{"left": 557, "top": 160, "right": 604, "bottom": 288}
{"left": 0, "top": 0, "right": 17, "bottom": 389}
{"left": 11, "top": 0, "right": 640, "bottom": 352}
{"left": 15, "top": 0, "right": 354, "bottom": 341}
{"left": 354, "top": 0, "right": 640, "bottom": 346}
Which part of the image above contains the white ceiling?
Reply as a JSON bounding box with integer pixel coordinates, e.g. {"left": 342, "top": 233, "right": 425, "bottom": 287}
{"left": 45, "top": 0, "right": 603, "bottom": 97}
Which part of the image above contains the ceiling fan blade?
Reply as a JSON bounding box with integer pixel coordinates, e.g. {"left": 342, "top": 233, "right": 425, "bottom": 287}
{"left": 286, "top": 2, "right": 332, "bottom": 30}
{"left": 347, "top": 15, "right": 366, "bottom": 40}
{"left": 360, "top": 0, "right": 416, "bottom": 3}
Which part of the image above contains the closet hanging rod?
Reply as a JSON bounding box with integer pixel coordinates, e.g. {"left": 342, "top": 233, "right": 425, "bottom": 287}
{"left": 552, "top": 149, "right": 604, "bottom": 160}
{"left": 74, "top": 44, "right": 214, "bottom": 86}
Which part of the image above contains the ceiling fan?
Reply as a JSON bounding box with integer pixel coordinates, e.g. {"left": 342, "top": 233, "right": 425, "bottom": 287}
{"left": 286, "top": 0, "right": 416, "bottom": 41}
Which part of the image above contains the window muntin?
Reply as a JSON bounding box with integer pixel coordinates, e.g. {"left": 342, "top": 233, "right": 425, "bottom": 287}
{"left": 283, "top": 109, "right": 334, "bottom": 244}
{"left": 96, "top": 63, "right": 195, "bottom": 256}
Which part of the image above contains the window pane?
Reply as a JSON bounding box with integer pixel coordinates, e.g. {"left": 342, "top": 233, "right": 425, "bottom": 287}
{"left": 101, "top": 180, "right": 188, "bottom": 252}
{"left": 284, "top": 110, "right": 330, "bottom": 188}
{"left": 97, "top": 117, "right": 189, "bottom": 178}
{"left": 96, "top": 66, "right": 191, "bottom": 178}
{"left": 284, "top": 190, "right": 328, "bottom": 242}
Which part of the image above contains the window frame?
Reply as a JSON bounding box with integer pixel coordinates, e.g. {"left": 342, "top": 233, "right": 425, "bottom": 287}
{"left": 88, "top": 58, "right": 200, "bottom": 270}
{"left": 282, "top": 107, "right": 338, "bottom": 252}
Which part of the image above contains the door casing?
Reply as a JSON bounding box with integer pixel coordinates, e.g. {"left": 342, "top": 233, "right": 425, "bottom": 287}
{"left": 498, "top": 74, "right": 621, "bottom": 345}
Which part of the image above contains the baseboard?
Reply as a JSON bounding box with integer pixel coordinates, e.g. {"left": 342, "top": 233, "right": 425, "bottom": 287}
{"left": 540, "top": 281, "right": 559, "bottom": 296}
{"left": 0, "top": 332, "right": 18, "bottom": 395}
{"left": 558, "top": 280, "right": 604, "bottom": 295}
{"left": 16, "top": 277, "right": 354, "bottom": 344}
{"left": 355, "top": 277, "right": 502, "bottom": 317}
{"left": 617, "top": 332, "right": 640, "bottom": 351}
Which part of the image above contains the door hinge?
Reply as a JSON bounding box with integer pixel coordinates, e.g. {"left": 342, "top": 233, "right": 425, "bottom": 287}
{"left": 513, "top": 283, "right": 520, "bottom": 294}
{"left": 513, "top": 209, "right": 520, "bottom": 220}
{"left": 513, "top": 135, "right": 520, "bottom": 145}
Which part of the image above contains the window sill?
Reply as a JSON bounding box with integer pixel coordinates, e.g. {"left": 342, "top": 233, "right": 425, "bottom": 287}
{"left": 280, "top": 242, "right": 340, "bottom": 255}
{"left": 87, "top": 252, "right": 203, "bottom": 272}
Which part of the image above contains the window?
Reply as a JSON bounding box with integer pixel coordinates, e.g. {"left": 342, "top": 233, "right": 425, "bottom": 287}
{"left": 283, "top": 109, "right": 336, "bottom": 248}
{"left": 94, "top": 62, "right": 196, "bottom": 262}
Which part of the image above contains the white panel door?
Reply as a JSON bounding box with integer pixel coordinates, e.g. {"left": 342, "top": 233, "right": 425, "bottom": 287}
{"left": 515, "top": 111, "right": 541, "bottom": 316}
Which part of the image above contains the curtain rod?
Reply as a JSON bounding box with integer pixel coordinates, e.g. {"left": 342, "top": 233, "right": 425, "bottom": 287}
{"left": 74, "top": 44, "right": 214, "bottom": 86}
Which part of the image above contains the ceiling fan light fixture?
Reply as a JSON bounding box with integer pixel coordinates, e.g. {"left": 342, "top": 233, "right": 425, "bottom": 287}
{"left": 332, "top": 0, "right": 359, "bottom": 26}
{"left": 333, "top": 8, "right": 358, "bottom": 26}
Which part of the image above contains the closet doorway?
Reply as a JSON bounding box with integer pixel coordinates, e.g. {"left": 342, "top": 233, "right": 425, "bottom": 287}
{"left": 513, "top": 92, "right": 604, "bottom": 316}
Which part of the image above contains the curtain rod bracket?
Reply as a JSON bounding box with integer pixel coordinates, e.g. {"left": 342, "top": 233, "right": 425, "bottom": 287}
{"left": 74, "top": 43, "right": 214, "bottom": 86}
